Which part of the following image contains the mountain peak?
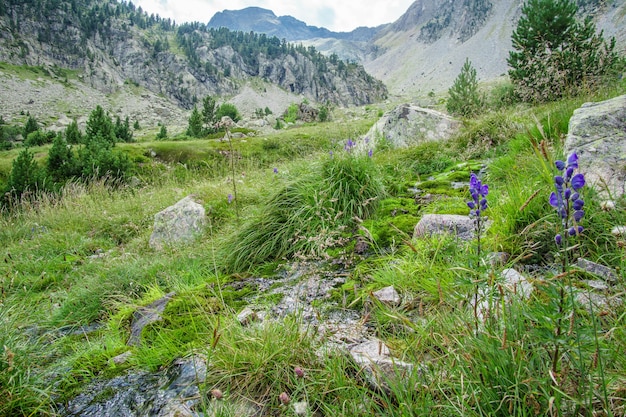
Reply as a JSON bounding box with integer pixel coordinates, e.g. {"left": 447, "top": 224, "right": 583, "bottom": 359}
{"left": 207, "top": 7, "right": 379, "bottom": 42}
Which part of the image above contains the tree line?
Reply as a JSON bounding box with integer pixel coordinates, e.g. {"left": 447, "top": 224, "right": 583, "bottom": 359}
{"left": 1, "top": 106, "right": 135, "bottom": 207}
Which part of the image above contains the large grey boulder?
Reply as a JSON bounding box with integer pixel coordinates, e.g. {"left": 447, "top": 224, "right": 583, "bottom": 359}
{"left": 413, "top": 214, "right": 486, "bottom": 241}
{"left": 564, "top": 94, "right": 626, "bottom": 199}
{"left": 363, "top": 104, "right": 459, "bottom": 148}
{"left": 149, "top": 196, "right": 206, "bottom": 250}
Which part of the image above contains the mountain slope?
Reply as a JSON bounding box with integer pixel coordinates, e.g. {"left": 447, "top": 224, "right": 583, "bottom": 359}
{"left": 365, "top": 0, "right": 626, "bottom": 97}
{"left": 0, "top": 0, "right": 387, "bottom": 127}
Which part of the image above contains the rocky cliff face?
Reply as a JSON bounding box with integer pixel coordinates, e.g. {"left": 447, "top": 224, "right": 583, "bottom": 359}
{"left": 0, "top": 0, "right": 386, "bottom": 114}
{"left": 365, "top": 0, "right": 625, "bottom": 97}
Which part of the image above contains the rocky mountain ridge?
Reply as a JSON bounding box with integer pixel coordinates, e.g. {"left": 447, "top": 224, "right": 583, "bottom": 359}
{"left": 0, "top": 0, "right": 386, "bottom": 128}
{"left": 208, "top": 0, "right": 626, "bottom": 98}
{"left": 207, "top": 7, "right": 381, "bottom": 42}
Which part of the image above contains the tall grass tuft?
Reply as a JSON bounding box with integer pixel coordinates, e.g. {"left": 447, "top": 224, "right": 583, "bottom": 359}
{"left": 220, "top": 153, "right": 384, "bottom": 272}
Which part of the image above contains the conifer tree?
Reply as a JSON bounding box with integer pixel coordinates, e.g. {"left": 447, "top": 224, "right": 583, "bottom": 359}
{"left": 508, "top": 0, "right": 621, "bottom": 102}
{"left": 447, "top": 58, "right": 483, "bottom": 117}
{"left": 201, "top": 96, "right": 216, "bottom": 134}
{"left": 186, "top": 106, "right": 203, "bottom": 137}
{"left": 47, "top": 134, "right": 76, "bottom": 182}
{"left": 22, "top": 115, "right": 39, "bottom": 138}
{"left": 65, "top": 119, "right": 83, "bottom": 144}
{"left": 86, "top": 105, "right": 115, "bottom": 144}
{"left": 6, "top": 147, "right": 42, "bottom": 199}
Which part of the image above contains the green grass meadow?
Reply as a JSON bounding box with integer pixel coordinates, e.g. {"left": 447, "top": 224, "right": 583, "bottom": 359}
{"left": 1, "top": 86, "right": 626, "bottom": 416}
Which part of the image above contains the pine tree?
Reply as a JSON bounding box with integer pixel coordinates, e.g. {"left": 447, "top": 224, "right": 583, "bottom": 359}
{"left": 201, "top": 96, "right": 216, "bottom": 134}
{"left": 47, "top": 134, "right": 76, "bottom": 182}
{"left": 6, "top": 147, "right": 42, "bottom": 199}
{"left": 156, "top": 124, "right": 168, "bottom": 140}
{"left": 85, "top": 105, "right": 115, "bottom": 144}
{"left": 23, "top": 115, "right": 39, "bottom": 138}
{"left": 447, "top": 58, "right": 483, "bottom": 117}
{"left": 508, "top": 0, "right": 621, "bottom": 102}
{"left": 114, "top": 116, "right": 133, "bottom": 142}
{"left": 65, "top": 119, "right": 83, "bottom": 144}
{"left": 186, "top": 106, "right": 203, "bottom": 137}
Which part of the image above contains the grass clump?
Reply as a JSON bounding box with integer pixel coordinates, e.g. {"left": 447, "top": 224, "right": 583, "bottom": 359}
{"left": 220, "top": 153, "right": 385, "bottom": 272}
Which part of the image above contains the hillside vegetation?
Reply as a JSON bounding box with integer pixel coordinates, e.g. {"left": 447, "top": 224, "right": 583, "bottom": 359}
{"left": 1, "top": 78, "right": 626, "bottom": 415}
{"left": 1, "top": 0, "right": 626, "bottom": 416}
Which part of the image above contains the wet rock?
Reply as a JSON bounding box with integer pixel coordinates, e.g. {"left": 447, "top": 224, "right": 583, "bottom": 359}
{"left": 564, "top": 94, "right": 626, "bottom": 199}
{"left": 372, "top": 286, "right": 401, "bottom": 307}
{"left": 577, "top": 258, "right": 618, "bottom": 282}
{"left": 62, "top": 356, "right": 206, "bottom": 417}
{"left": 349, "top": 339, "right": 415, "bottom": 392}
{"left": 128, "top": 292, "right": 175, "bottom": 346}
{"left": 149, "top": 196, "right": 206, "bottom": 250}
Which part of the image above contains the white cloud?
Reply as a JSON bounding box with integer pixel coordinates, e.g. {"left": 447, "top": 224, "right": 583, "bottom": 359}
{"left": 130, "top": 0, "right": 415, "bottom": 32}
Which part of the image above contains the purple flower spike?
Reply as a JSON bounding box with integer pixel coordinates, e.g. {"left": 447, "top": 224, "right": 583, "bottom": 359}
{"left": 573, "top": 210, "right": 584, "bottom": 222}
{"left": 550, "top": 152, "right": 586, "bottom": 246}
{"left": 368, "top": 149, "right": 373, "bottom": 158}
{"left": 571, "top": 173, "right": 585, "bottom": 190}
{"left": 567, "top": 153, "right": 578, "bottom": 168}
{"left": 228, "top": 194, "right": 233, "bottom": 204}
{"left": 573, "top": 199, "right": 584, "bottom": 210}
{"left": 549, "top": 192, "right": 559, "bottom": 208}
{"left": 273, "top": 167, "right": 278, "bottom": 174}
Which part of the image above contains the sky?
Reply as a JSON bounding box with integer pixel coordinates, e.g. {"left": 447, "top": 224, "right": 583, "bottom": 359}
{"left": 131, "top": 0, "right": 416, "bottom": 32}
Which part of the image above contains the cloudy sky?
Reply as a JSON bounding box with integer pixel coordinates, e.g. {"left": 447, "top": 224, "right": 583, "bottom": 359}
{"left": 131, "top": 0, "right": 415, "bottom": 32}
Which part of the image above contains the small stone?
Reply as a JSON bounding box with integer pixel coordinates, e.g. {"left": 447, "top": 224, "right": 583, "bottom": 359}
{"left": 577, "top": 258, "right": 618, "bottom": 282}
{"left": 293, "top": 401, "right": 308, "bottom": 416}
{"left": 487, "top": 252, "right": 510, "bottom": 267}
{"left": 349, "top": 339, "right": 415, "bottom": 392}
{"left": 602, "top": 200, "right": 617, "bottom": 211}
{"left": 111, "top": 351, "right": 132, "bottom": 365}
{"left": 501, "top": 268, "right": 533, "bottom": 299}
{"left": 236, "top": 307, "right": 258, "bottom": 326}
{"left": 372, "top": 286, "right": 401, "bottom": 307}
{"left": 584, "top": 280, "right": 609, "bottom": 291}
{"left": 611, "top": 225, "right": 626, "bottom": 237}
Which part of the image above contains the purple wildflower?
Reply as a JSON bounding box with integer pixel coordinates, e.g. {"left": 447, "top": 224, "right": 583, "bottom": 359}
{"left": 467, "top": 173, "right": 488, "bottom": 218}
{"left": 344, "top": 139, "right": 354, "bottom": 152}
{"left": 368, "top": 149, "right": 373, "bottom": 158}
{"left": 550, "top": 152, "right": 585, "bottom": 245}
{"left": 467, "top": 173, "right": 489, "bottom": 258}
{"left": 227, "top": 194, "right": 233, "bottom": 204}
{"left": 273, "top": 167, "right": 278, "bottom": 174}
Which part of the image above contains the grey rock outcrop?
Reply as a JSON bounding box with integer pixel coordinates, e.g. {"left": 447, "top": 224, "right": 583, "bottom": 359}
{"left": 363, "top": 104, "right": 459, "bottom": 149}
{"left": 564, "top": 94, "right": 626, "bottom": 199}
{"left": 413, "top": 214, "right": 483, "bottom": 241}
{"left": 149, "top": 196, "right": 206, "bottom": 250}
